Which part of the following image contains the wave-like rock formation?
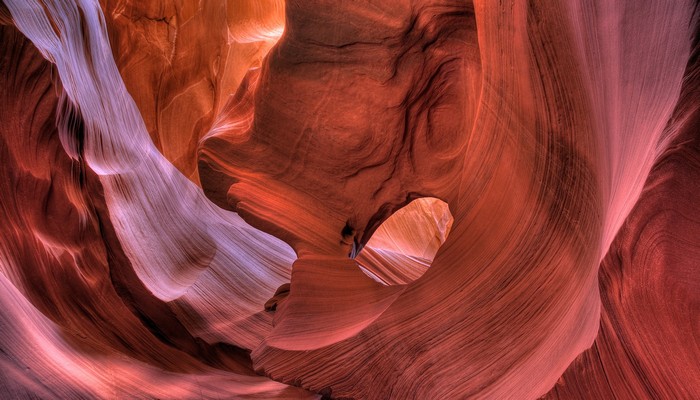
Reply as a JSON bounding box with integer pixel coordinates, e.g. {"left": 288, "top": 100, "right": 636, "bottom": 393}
{"left": 0, "top": 0, "right": 698, "bottom": 399}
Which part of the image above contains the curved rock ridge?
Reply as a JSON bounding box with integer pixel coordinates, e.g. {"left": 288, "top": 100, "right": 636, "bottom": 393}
{"left": 202, "top": 1, "right": 697, "bottom": 398}
{"left": 0, "top": 0, "right": 698, "bottom": 399}
{"left": 0, "top": 19, "right": 313, "bottom": 399}
{"left": 545, "top": 22, "right": 700, "bottom": 399}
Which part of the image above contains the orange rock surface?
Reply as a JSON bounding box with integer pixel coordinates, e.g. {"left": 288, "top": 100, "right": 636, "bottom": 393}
{"left": 0, "top": 0, "right": 698, "bottom": 398}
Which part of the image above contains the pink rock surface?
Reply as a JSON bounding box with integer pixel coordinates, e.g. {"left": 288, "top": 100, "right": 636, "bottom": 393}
{"left": 545, "top": 28, "right": 700, "bottom": 399}
{"left": 0, "top": 15, "right": 314, "bottom": 399}
{"left": 0, "top": 0, "right": 698, "bottom": 399}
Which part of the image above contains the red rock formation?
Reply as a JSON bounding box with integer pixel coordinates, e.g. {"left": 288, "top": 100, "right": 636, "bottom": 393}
{"left": 546, "top": 25, "right": 700, "bottom": 399}
{"left": 0, "top": 8, "right": 310, "bottom": 399}
{"left": 101, "top": 0, "right": 284, "bottom": 183}
{"left": 0, "top": 0, "right": 698, "bottom": 399}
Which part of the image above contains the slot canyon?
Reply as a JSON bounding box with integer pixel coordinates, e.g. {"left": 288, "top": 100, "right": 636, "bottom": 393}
{"left": 0, "top": 0, "right": 698, "bottom": 399}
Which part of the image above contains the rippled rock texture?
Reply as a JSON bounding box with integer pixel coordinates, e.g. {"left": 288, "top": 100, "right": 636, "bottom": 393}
{"left": 1, "top": 0, "right": 698, "bottom": 399}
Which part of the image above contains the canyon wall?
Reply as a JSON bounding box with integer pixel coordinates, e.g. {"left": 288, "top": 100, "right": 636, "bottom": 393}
{"left": 0, "top": 1, "right": 698, "bottom": 399}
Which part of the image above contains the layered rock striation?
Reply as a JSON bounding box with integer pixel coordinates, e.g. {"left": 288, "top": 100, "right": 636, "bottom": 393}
{"left": 0, "top": 0, "right": 698, "bottom": 399}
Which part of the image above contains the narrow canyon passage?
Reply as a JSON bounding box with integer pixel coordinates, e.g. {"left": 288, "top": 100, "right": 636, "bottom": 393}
{"left": 0, "top": 1, "right": 698, "bottom": 399}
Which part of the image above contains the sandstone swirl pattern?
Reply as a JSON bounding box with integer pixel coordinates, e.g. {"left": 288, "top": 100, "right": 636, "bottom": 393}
{"left": 0, "top": 1, "right": 698, "bottom": 399}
